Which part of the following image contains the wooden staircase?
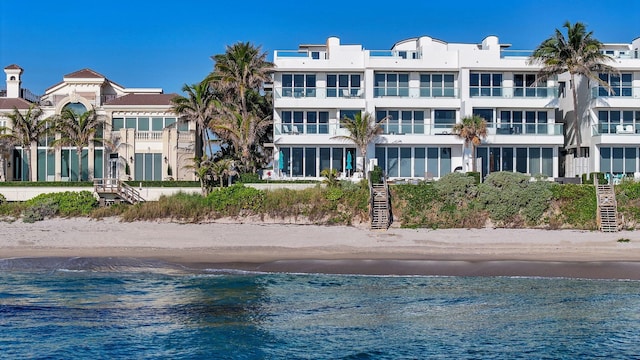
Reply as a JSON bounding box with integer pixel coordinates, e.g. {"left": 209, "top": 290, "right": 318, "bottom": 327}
{"left": 595, "top": 177, "right": 618, "bottom": 232}
{"left": 94, "top": 178, "right": 145, "bottom": 205}
{"left": 370, "top": 177, "right": 391, "bottom": 230}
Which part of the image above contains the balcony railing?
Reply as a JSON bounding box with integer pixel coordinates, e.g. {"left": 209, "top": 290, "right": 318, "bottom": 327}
{"left": 274, "top": 87, "right": 364, "bottom": 99}
{"left": 369, "top": 50, "right": 420, "bottom": 59}
{"left": 274, "top": 50, "right": 325, "bottom": 60}
{"left": 470, "top": 86, "right": 558, "bottom": 98}
{"left": 590, "top": 87, "right": 640, "bottom": 99}
{"left": 135, "top": 131, "right": 163, "bottom": 141}
{"left": 274, "top": 123, "right": 564, "bottom": 136}
{"left": 374, "top": 87, "right": 459, "bottom": 98}
{"left": 489, "top": 123, "right": 564, "bottom": 136}
{"left": 592, "top": 124, "right": 640, "bottom": 135}
{"left": 500, "top": 50, "right": 534, "bottom": 58}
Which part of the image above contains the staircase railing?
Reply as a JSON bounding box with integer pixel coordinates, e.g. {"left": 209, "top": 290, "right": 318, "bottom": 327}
{"left": 594, "top": 176, "right": 618, "bottom": 232}
{"left": 93, "top": 178, "right": 145, "bottom": 204}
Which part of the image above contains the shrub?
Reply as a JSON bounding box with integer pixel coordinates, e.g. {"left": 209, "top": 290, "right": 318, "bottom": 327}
{"left": 369, "top": 166, "right": 383, "bottom": 184}
{"left": 205, "top": 184, "right": 265, "bottom": 215}
{"left": 466, "top": 172, "right": 481, "bottom": 185}
{"left": 434, "top": 172, "right": 479, "bottom": 206}
{"left": 550, "top": 183, "right": 597, "bottom": 229}
{"left": 0, "top": 193, "right": 5, "bottom": 205}
{"left": 23, "top": 198, "right": 58, "bottom": 223}
{"left": 238, "top": 172, "right": 261, "bottom": 184}
{"left": 478, "top": 172, "right": 552, "bottom": 226}
{"left": 25, "top": 191, "right": 98, "bottom": 218}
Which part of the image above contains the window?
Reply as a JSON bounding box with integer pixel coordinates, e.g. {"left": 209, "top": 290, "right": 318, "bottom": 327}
{"left": 376, "top": 110, "right": 424, "bottom": 134}
{"left": 339, "top": 109, "right": 361, "bottom": 122}
{"left": 600, "top": 147, "right": 638, "bottom": 176}
{"left": 473, "top": 109, "right": 494, "bottom": 126}
{"left": 327, "top": 74, "right": 362, "bottom": 97}
{"left": 282, "top": 73, "right": 316, "bottom": 98}
{"left": 374, "top": 73, "right": 409, "bottom": 97}
{"left": 470, "top": 73, "right": 502, "bottom": 97}
{"left": 280, "top": 146, "right": 354, "bottom": 177}
{"left": 597, "top": 110, "right": 639, "bottom": 134}
{"left": 514, "top": 74, "right": 547, "bottom": 97}
{"left": 134, "top": 153, "right": 162, "bottom": 181}
{"left": 598, "top": 73, "right": 632, "bottom": 97}
{"left": 375, "top": 146, "right": 452, "bottom": 178}
{"left": 477, "top": 146, "right": 554, "bottom": 177}
{"left": 434, "top": 110, "right": 456, "bottom": 128}
{"left": 420, "top": 73, "right": 455, "bottom": 97}
{"left": 499, "top": 110, "right": 548, "bottom": 134}
{"left": 280, "top": 111, "right": 329, "bottom": 134}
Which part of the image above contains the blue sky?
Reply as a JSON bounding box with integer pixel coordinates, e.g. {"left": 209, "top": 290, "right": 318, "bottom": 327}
{"left": 2, "top": 0, "right": 640, "bottom": 96}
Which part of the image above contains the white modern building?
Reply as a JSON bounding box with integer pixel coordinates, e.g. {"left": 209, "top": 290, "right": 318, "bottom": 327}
{"left": 271, "top": 36, "right": 564, "bottom": 181}
{"left": 0, "top": 65, "right": 198, "bottom": 182}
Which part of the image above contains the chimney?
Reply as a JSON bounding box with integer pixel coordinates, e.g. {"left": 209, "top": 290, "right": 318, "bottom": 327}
{"left": 4, "top": 64, "right": 23, "bottom": 98}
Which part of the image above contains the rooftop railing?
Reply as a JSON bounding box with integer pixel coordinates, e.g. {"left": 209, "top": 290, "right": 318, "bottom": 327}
{"left": 369, "top": 50, "right": 421, "bottom": 59}
{"left": 500, "top": 50, "right": 534, "bottom": 58}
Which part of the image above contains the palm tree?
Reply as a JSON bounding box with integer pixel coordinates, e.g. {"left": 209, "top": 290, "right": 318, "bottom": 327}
{"left": 51, "top": 107, "right": 106, "bottom": 181}
{"left": 528, "top": 21, "right": 617, "bottom": 155}
{"left": 0, "top": 104, "right": 50, "bottom": 181}
{"left": 187, "top": 155, "right": 215, "bottom": 195}
{"left": 452, "top": 115, "right": 488, "bottom": 172}
{"left": 332, "top": 112, "right": 386, "bottom": 179}
{"left": 210, "top": 158, "right": 237, "bottom": 188}
{"left": 171, "top": 80, "right": 217, "bottom": 157}
{"left": 209, "top": 42, "right": 274, "bottom": 173}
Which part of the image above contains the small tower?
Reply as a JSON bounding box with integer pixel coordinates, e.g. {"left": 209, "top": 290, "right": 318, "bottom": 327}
{"left": 4, "top": 64, "right": 23, "bottom": 98}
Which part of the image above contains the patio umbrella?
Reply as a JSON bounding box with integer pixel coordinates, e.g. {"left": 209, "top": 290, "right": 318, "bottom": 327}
{"left": 278, "top": 151, "right": 284, "bottom": 176}
{"left": 346, "top": 151, "right": 353, "bottom": 171}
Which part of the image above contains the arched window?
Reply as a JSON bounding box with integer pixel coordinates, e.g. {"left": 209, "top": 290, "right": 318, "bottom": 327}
{"left": 62, "top": 102, "right": 87, "bottom": 115}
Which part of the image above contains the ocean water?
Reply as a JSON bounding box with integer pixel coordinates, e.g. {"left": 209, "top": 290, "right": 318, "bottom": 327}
{"left": 1, "top": 258, "right": 639, "bottom": 359}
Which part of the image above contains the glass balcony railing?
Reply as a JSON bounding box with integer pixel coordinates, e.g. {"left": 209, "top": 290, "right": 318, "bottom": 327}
{"left": 489, "top": 123, "right": 563, "bottom": 135}
{"left": 369, "top": 50, "right": 420, "bottom": 59}
{"left": 373, "top": 87, "right": 459, "bottom": 98}
{"left": 470, "top": 86, "right": 558, "bottom": 98}
{"left": 274, "top": 87, "right": 364, "bottom": 99}
{"left": 500, "top": 50, "right": 534, "bottom": 58}
{"left": 592, "top": 124, "right": 640, "bottom": 135}
{"left": 590, "top": 87, "right": 638, "bottom": 98}
{"left": 274, "top": 123, "right": 564, "bottom": 136}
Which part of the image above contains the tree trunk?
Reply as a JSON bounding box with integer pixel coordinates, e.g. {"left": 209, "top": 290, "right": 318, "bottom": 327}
{"left": 571, "top": 73, "right": 581, "bottom": 157}
{"left": 471, "top": 143, "right": 477, "bottom": 172}
{"left": 24, "top": 146, "right": 32, "bottom": 181}
{"left": 77, "top": 148, "right": 83, "bottom": 181}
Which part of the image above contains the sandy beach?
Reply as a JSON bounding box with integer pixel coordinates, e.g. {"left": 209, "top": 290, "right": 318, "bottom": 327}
{"left": 2, "top": 218, "right": 640, "bottom": 279}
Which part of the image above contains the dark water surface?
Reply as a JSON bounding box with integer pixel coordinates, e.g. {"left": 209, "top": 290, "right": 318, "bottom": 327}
{"left": 1, "top": 257, "right": 639, "bottom": 359}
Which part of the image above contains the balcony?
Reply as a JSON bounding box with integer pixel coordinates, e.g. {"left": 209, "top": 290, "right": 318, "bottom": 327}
{"left": 274, "top": 86, "right": 364, "bottom": 99}
{"left": 374, "top": 87, "right": 459, "bottom": 98}
{"left": 470, "top": 86, "right": 558, "bottom": 98}
{"left": 592, "top": 124, "right": 640, "bottom": 136}
{"left": 487, "top": 123, "right": 563, "bottom": 136}
{"left": 591, "top": 87, "right": 639, "bottom": 99}
{"left": 135, "top": 131, "right": 163, "bottom": 141}
{"left": 368, "top": 50, "right": 421, "bottom": 60}
{"left": 274, "top": 122, "right": 563, "bottom": 137}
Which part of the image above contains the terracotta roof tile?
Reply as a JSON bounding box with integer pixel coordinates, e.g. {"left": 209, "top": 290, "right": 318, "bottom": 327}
{"left": 4, "top": 64, "right": 23, "bottom": 70}
{"left": 0, "top": 98, "right": 32, "bottom": 110}
{"left": 104, "top": 93, "right": 178, "bottom": 106}
{"left": 64, "top": 68, "right": 105, "bottom": 79}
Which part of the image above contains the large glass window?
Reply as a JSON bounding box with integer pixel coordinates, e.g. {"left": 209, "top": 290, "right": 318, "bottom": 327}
{"left": 374, "top": 73, "right": 409, "bottom": 97}
{"left": 600, "top": 147, "right": 639, "bottom": 175}
{"left": 473, "top": 108, "right": 494, "bottom": 126}
{"left": 327, "top": 74, "right": 362, "bottom": 97}
{"left": 376, "top": 110, "right": 424, "bottom": 134}
{"left": 281, "top": 111, "right": 329, "bottom": 134}
{"left": 134, "top": 153, "right": 162, "bottom": 181}
{"left": 282, "top": 73, "right": 316, "bottom": 98}
{"left": 419, "top": 73, "right": 455, "bottom": 97}
{"left": 514, "top": 74, "right": 547, "bottom": 97}
{"left": 470, "top": 73, "right": 502, "bottom": 97}
{"left": 477, "top": 146, "right": 554, "bottom": 177}
{"left": 279, "top": 146, "right": 355, "bottom": 177}
{"left": 499, "top": 110, "right": 548, "bottom": 134}
{"left": 598, "top": 110, "right": 639, "bottom": 134}
{"left": 598, "top": 73, "right": 632, "bottom": 97}
{"left": 434, "top": 110, "right": 456, "bottom": 128}
{"left": 375, "top": 146, "right": 451, "bottom": 178}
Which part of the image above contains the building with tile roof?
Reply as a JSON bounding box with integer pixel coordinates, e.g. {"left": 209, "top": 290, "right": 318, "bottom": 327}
{"left": 0, "top": 65, "right": 198, "bottom": 182}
